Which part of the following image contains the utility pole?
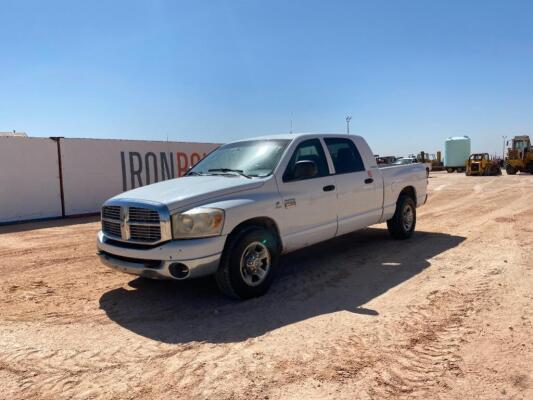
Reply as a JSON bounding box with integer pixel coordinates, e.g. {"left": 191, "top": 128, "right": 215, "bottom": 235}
{"left": 345, "top": 116, "right": 352, "bottom": 134}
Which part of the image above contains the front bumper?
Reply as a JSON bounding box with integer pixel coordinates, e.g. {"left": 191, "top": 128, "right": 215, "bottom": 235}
{"left": 96, "top": 231, "right": 225, "bottom": 280}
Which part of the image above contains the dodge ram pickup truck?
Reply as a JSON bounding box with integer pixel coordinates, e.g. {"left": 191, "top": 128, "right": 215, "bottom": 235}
{"left": 97, "top": 133, "right": 428, "bottom": 299}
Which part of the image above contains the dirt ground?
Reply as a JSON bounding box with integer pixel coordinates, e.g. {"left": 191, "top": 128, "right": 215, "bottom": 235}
{"left": 1, "top": 172, "right": 532, "bottom": 400}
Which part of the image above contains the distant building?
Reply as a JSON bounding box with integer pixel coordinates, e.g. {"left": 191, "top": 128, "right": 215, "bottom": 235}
{"left": 0, "top": 131, "right": 28, "bottom": 137}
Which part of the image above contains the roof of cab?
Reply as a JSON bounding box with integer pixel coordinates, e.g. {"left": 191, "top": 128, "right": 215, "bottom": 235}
{"left": 227, "top": 132, "right": 363, "bottom": 143}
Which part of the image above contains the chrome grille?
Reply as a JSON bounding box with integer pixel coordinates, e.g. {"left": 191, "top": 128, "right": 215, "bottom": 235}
{"left": 101, "top": 203, "right": 170, "bottom": 244}
{"left": 102, "top": 219, "right": 121, "bottom": 238}
{"left": 130, "top": 225, "right": 162, "bottom": 242}
{"left": 102, "top": 206, "right": 121, "bottom": 220}
{"left": 129, "top": 207, "right": 160, "bottom": 223}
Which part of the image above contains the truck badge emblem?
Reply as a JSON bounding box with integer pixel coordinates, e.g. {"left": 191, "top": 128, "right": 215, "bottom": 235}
{"left": 284, "top": 199, "right": 296, "bottom": 209}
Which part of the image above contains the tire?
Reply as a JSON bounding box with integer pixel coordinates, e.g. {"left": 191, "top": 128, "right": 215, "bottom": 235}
{"left": 446, "top": 168, "right": 455, "bottom": 173}
{"left": 215, "top": 226, "right": 279, "bottom": 300}
{"left": 506, "top": 165, "right": 517, "bottom": 175}
{"left": 387, "top": 195, "right": 416, "bottom": 240}
{"left": 456, "top": 167, "right": 465, "bottom": 173}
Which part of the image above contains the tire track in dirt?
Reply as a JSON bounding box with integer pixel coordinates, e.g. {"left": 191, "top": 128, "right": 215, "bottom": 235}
{"left": 363, "top": 282, "right": 493, "bottom": 399}
{"left": 0, "top": 338, "right": 188, "bottom": 399}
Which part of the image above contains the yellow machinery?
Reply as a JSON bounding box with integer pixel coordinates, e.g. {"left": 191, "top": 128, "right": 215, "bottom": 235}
{"left": 466, "top": 153, "right": 502, "bottom": 176}
{"left": 506, "top": 135, "right": 533, "bottom": 175}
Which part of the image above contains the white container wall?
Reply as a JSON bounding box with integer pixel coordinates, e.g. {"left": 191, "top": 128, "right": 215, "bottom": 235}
{"left": 0, "top": 137, "right": 219, "bottom": 223}
{"left": 60, "top": 138, "right": 219, "bottom": 216}
{"left": 0, "top": 137, "right": 63, "bottom": 223}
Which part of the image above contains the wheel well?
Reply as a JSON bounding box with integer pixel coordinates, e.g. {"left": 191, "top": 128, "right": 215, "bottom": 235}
{"left": 226, "top": 217, "right": 282, "bottom": 253}
{"left": 399, "top": 186, "right": 417, "bottom": 205}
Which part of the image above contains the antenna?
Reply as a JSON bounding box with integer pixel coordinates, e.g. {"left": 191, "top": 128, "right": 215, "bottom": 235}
{"left": 290, "top": 113, "right": 293, "bottom": 134}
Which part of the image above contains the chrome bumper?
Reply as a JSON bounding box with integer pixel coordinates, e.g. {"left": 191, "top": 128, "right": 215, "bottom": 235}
{"left": 96, "top": 231, "right": 224, "bottom": 280}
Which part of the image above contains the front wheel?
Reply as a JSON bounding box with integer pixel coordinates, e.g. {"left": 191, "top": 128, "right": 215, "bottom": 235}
{"left": 506, "top": 165, "right": 517, "bottom": 175}
{"left": 387, "top": 195, "right": 416, "bottom": 240}
{"left": 215, "top": 227, "right": 279, "bottom": 299}
{"left": 446, "top": 168, "right": 455, "bottom": 173}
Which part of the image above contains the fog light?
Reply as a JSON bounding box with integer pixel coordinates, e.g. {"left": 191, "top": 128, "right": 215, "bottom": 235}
{"left": 169, "top": 263, "right": 190, "bottom": 279}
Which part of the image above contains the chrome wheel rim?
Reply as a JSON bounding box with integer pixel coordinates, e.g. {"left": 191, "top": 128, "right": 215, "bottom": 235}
{"left": 240, "top": 241, "right": 271, "bottom": 287}
{"left": 402, "top": 204, "right": 414, "bottom": 231}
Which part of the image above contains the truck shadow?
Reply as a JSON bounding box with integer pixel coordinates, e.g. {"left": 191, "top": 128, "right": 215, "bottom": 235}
{"left": 99, "top": 228, "right": 465, "bottom": 344}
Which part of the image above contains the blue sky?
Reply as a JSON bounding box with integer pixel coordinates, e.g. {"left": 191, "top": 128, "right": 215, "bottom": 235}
{"left": 1, "top": 0, "right": 532, "bottom": 156}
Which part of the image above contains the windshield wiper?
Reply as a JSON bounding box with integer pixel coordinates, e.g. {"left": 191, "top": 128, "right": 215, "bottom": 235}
{"left": 185, "top": 171, "right": 206, "bottom": 176}
{"left": 208, "top": 168, "right": 252, "bottom": 179}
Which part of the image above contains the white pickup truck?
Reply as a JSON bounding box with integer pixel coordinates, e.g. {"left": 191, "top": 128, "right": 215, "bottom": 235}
{"left": 97, "top": 134, "right": 428, "bottom": 299}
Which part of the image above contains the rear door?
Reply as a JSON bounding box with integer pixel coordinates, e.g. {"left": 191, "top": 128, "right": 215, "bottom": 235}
{"left": 276, "top": 138, "right": 338, "bottom": 252}
{"left": 324, "top": 137, "right": 381, "bottom": 236}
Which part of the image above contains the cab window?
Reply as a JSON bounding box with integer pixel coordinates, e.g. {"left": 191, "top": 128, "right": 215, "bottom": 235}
{"left": 324, "top": 138, "right": 365, "bottom": 174}
{"left": 283, "top": 139, "right": 329, "bottom": 181}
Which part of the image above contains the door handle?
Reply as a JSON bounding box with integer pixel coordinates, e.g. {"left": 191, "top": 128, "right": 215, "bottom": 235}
{"left": 323, "top": 185, "right": 336, "bottom": 192}
{"left": 364, "top": 178, "right": 374, "bottom": 184}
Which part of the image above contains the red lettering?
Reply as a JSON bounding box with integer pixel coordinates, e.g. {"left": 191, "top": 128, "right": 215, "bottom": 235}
{"left": 190, "top": 152, "right": 201, "bottom": 166}
{"left": 176, "top": 152, "right": 189, "bottom": 176}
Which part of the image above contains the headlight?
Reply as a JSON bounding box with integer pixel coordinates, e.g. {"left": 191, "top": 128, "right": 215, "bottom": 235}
{"left": 171, "top": 207, "right": 224, "bottom": 239}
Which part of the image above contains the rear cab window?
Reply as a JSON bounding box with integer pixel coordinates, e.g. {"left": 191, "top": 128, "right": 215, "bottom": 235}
{"left": 324, "top": 138, "right": 365, "bottom": 174}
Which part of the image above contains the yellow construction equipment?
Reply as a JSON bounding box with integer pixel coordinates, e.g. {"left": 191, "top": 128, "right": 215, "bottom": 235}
{"left": 505, "top": 135, "right": 533, "bottom": 175}
{"left": 466, "top": 153, "right": 502, "bottom": 176}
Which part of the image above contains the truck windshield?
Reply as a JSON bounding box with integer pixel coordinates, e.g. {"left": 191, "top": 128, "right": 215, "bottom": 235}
{"left": 188, "top": 139, "right": 291, "bottom": 178}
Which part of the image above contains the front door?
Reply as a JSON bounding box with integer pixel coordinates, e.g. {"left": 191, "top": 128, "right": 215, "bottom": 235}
{"left": 277, "top": 138, "right": 338, "bottom": 252}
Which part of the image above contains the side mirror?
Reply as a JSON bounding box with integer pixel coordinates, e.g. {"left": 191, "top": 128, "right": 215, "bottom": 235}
{"left": 293, "top": 160, "right": 318, "bottom": 180}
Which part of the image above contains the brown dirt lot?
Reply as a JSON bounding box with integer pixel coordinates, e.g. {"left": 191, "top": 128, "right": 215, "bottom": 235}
{"left": 1, "top": 171, "right": 533, "bottom": 400}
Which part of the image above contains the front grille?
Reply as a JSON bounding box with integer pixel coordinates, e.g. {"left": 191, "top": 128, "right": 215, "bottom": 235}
{"left": 129, "top": 207, "right": 160, "bottom": 223}
{"left": 102, "top": 219, "right": 121, "bottom": 237}
{"left": 471, "top": 164, "right": 480, "bottom": 172}
{"left": 130, "top": 225, "right": 161, "bottom": 242}
{"left": 102, "top": 206, "right": 121, "bottom": 220}
{"left": 101, "top": 204, "right": 167, "bottom": 244}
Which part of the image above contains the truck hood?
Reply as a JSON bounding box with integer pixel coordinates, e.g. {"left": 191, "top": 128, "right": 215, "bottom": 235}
{"left": 109, "top": 175, "right": 265, "bottom": 211}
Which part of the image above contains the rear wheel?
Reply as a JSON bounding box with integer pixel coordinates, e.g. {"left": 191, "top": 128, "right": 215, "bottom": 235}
{"left": 387, "top": 195, "right": 416, "bottom": 240}
{"left": 215, "top": 227, "right": 279, "bottom": 300}
{"left": 446, "top": 168, "right": 455, "bottom": 173}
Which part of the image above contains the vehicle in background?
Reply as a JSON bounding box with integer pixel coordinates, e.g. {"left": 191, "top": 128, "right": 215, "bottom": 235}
{"left": 505, "top": 135, "right": 533, "bottom": 175}
{"left": 466, "top": 153, "right": 502, "bottom": 176}
{"left": 97, "top": 133, "right": 428, "bottom": 299}
{"left": 444, "top": 136, "right": 471, "bottom": 173}
{"left": 392, "top": 157, "right": 417, "bottom": 165}
{"left": 375, "top": 155, "right": 397, "bottom": 165}
{"left": 392, "top": 155, "right": 431, "bottom": 177}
